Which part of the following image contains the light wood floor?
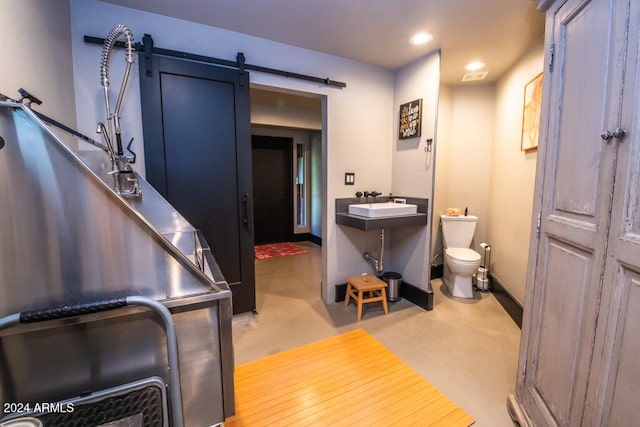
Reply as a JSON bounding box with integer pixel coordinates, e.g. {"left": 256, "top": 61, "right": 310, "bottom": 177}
{"left": 225, "top": 329, "right": 474, "bottom": 426}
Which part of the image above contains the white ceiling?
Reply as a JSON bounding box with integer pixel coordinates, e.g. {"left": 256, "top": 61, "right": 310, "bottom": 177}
{"left": 102, "top": 0, "right": 545, "bottom": 85}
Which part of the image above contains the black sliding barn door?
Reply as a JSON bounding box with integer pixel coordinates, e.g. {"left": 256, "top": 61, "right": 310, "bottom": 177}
{"left": 139, "top": 55, "right": 255, "bottom": 314}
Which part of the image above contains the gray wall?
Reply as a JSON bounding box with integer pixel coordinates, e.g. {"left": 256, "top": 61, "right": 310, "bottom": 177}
{"left": 1, "top": 0, "right": 77, "bottom": 139}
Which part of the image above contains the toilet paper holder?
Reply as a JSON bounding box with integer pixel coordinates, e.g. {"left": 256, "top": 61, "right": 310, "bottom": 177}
{"left": 476, "top": 242, "right": 491, "bottom": 291}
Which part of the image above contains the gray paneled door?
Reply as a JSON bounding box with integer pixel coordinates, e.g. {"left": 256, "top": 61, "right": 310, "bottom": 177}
{"left": 139, "top": 55, "right": 256, "bottom": 314}
{"left": 516, "top": 0, "right": 640, "bottom": 424}
{"left": 585, "top": 0, "right": 640, "bottom": 423}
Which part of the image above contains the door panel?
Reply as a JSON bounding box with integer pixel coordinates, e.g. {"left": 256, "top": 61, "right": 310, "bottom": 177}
{"left": 161, "top": 73, "right": 241, "bottom": 282}
{"left": 604, "top": 270, "right": 640, "bottom": 425}
{"left": 140, "top": 55, "right": 255, "bottom": 314}
{"left": 252, "top": 135, "right": 293, "bottom": 244}
{"left": 553, "top": 2, "right": 611, "bottom": 218}
{"left": 534, "top": 239, "right": 592, "bottom": 423}
{"left": 552, "top": 0, "right": 615, "bottom": 221}
{"left": 586, "top": 0, "right": 640, "bottom": 421}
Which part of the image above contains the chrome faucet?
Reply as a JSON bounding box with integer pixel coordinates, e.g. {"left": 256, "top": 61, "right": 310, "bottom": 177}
{"left": 98, "top": 24, "right": 140, "bottom": 197}
{"left": 363, "top": 191, "right": 382, "bottom": 198}
{"left": 96, "top": 122, "right": 115, "bottom": 164}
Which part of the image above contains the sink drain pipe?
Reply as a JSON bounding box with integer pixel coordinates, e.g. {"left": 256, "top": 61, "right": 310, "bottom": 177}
{"left": 363, "top": 229, "right": 385, "bottom": 273}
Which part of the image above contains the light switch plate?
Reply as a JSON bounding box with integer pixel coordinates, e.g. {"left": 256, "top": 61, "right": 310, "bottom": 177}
{"left": 345, "top": 172, "right": 355, "bottom": 185}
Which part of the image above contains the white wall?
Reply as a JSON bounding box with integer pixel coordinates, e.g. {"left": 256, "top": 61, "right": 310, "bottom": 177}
{"left": 251, "top": 103, "right": 321, "bottom": 129}
{"left": 1, "top": 0, "right": 77, "bottom": 134}
{"left": 251, "top": 88, "right": 322, "bottom": 130}
{"left": 388, "top": 52, "right": 441, "bottom": 290}
{"left": 70, "top": 0, "right": 395, "bottom": 303}
{"left": 434, "top": 85, "right": 496, "bottom": 257}
{"left": 432, "top": 85, "right": 452, "bottom": 260}
{"left": 487, "top": 43, "right": 543, "bottom": 305}
{"left": 451, "top": 85, "right": 496, "bottom": 249}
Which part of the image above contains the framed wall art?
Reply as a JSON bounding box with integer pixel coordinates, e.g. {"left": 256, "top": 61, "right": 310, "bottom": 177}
{"left": 521, "top": 72, "right": 543, "bottom": 151}
{"left": 399, "top": 98, "right": 422, "bottom": 140}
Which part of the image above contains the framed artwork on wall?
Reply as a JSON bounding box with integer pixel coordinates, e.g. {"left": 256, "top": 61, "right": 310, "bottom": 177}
{"left": 521, "top": 72, "right": 543, "bottom": 151}
{"left": 399, "top": 99, "right": 422, "bottom": 140}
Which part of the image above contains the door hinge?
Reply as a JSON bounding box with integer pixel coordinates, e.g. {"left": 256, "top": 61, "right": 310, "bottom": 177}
{"left": 521, "top": 360, "right": 527, "bottom": 382}
{"left": 549, "top": 43, "right": 555, "bottom": 73}
{"left": 536, "top": 210, "right": 542, "bottom": 237}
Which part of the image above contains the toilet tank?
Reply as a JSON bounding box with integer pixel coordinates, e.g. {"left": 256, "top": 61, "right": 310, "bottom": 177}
{"left": 440, "top": 214, "right": 478, "bottom": 248}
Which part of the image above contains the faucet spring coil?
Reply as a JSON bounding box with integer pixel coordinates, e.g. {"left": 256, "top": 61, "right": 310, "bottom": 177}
{"left": 100, "top": 24, "right": 135, "bottom": 88}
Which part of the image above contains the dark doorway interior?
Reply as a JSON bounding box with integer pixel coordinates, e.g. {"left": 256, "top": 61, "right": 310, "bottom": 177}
{"left": 252, "top": 135, "right": 293, "bottom": 244}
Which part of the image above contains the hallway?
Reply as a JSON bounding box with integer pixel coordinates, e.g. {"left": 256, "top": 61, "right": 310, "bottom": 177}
{"left": 232, "top": 241, "right": 520, "bottom": 426}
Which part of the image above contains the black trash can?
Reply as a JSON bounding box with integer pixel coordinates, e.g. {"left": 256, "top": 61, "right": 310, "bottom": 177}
{"left": 382, "top": 272, "right": 402, "bottom": 302}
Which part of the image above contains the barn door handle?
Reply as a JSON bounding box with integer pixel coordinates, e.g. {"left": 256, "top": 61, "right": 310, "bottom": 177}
{"left": 242, "top": 193, "right": 250, "bottom": 230}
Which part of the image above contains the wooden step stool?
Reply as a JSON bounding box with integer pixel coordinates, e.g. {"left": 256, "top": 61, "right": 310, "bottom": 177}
{"left": 345, "top": 274, "right": 388, "bottom": 320}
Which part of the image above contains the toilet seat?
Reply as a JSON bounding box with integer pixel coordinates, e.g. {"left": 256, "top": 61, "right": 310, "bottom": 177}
{"left": 445, "top": 248, "right": 481, "bottom": 263}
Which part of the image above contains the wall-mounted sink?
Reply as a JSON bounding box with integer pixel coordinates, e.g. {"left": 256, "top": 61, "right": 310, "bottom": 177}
{"left": 349, "top": 203, "right": 418, "bottom": 218}
{"left": 336, "top": 197, "right": 427, "bottom": 230}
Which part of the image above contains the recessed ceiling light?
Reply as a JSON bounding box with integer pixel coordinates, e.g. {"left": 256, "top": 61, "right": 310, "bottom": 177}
{"left": 410, "top": 32, "right": 433, "bottom": 45}
{"left": 465, "top": 61, "right": 486, "bottom": 71}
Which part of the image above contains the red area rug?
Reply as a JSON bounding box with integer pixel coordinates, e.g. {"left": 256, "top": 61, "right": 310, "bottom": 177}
{"left": 254, "top": 242, "right": 308, "bottom": 260}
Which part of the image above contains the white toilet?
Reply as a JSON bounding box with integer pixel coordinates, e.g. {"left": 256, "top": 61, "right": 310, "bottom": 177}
{"left": 440, "top": 214, "right": 481, "bottom": 298}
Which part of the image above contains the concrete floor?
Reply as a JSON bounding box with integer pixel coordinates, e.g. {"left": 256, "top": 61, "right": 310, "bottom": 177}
{"left": 232, "top": 241, "right": 520, "bottom": 426}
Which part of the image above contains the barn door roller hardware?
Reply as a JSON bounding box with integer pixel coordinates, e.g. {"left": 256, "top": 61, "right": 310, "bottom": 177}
{"left": 84, "top": 34, "right": 347, "bottom": 88}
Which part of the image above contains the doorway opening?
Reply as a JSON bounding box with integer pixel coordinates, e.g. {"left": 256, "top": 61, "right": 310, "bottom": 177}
{"left": 250, "top": 86, "right": 324, "bottom": 309}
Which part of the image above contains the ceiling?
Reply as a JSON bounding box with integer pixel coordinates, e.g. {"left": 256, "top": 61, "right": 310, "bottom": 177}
{"left": 102, "top": 0, "right": 545, "bottom": 85}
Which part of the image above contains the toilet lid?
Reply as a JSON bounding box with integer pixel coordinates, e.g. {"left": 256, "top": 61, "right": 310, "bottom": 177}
{"left": 446, "top": 248, "right": 481, "bottom": 262}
